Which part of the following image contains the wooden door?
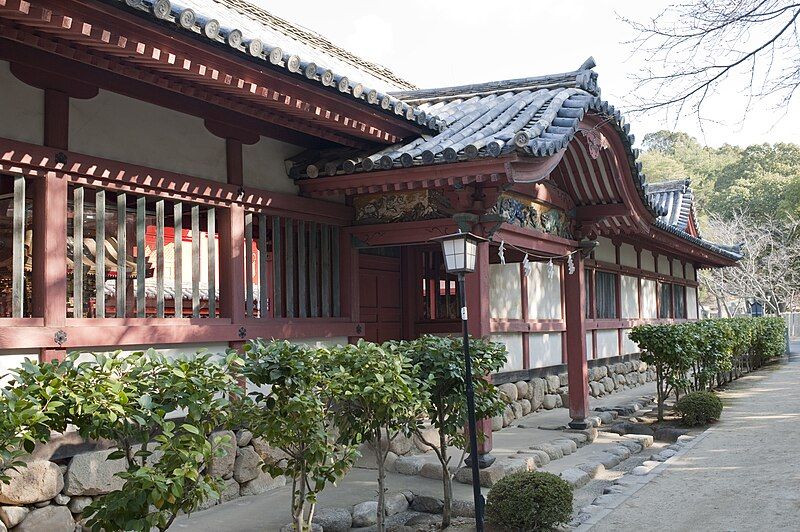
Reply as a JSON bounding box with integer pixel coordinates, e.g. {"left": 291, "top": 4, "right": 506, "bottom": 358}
{"left": 359, "top": 254, "right": 401, "bottom": 343}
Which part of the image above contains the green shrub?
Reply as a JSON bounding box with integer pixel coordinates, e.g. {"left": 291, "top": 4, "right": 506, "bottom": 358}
{"left": 676, "top": 391, "right": 723, "bottom": 426}
{"left": 485, "top": 471, "right": 573, "bottom": 531}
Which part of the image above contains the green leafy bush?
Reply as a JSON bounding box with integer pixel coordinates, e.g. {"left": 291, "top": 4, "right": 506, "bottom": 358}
{"left": 676, "top": 391, "right": 723, "bottom": 426}
{"left": 485, "top": 471, "right": 573, "bottom": 531}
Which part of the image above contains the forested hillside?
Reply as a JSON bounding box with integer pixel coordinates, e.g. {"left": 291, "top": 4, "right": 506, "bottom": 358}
{"left": 639, "top": 131, "right": 800, "bottom": 315}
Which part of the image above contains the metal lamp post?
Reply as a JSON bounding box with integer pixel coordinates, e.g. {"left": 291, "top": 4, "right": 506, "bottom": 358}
{"left": 431, "top": 230, "right": 488, "bottom": 531}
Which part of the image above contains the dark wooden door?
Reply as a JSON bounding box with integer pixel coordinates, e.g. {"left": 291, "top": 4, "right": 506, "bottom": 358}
{"left": 359, "top": 255, "right": 401, "bottom": 343}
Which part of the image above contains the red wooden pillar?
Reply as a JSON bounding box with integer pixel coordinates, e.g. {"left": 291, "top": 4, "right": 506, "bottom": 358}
{"left": 565, "top": 253, "right": 590, "bottom": 428}
{"left": 340, "top": 230, "right": 361, "bottom": 343}
{"left": 464, "top": 240, "right": 494, "bottom": 456}
{"left": 33, "top": 89, "right": 70, "bottom": 362}
{"left": 400, "top": 246, "right": 416, "bottom": 340}
{"left": 218, "top": 204, "right": 246, "bottom": 324}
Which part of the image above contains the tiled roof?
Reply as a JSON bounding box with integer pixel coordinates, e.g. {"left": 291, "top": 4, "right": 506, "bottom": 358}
{"left": 113, "top": 0, "right": 423, "bottom": 125}
{"left": 288, "top": 61, "right": 605, "bottom": 178}
{"left": 645, "top": 179, "right": 694, "bottom": 231}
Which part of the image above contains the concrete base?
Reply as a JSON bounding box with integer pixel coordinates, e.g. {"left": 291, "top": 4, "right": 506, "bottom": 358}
{"left": 464, "top": 453, "right": 496, "bottom": 469}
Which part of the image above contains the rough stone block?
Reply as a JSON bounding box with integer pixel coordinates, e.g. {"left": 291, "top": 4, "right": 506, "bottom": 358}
{"left": 502, "top": 405, "right": 515, "bottom": 426}
{"left": 240, "top": 470, "right": 285, "bottom": 496}
{"left": 519, "top": 398, "right": 532, "bottom": 416}
{"left": 545, "top": 375, "right": 561, "bottom": 393}
{"left": 551, "top": 439, "right": 578, "bottom": 455}
{"left": 589, "top": 381, "right": 604, "bottom": 397}
{"left": 419, "top": 461, "right": 445, "bottom": 480}
{"left": 608, "top": 446, "right": 631, "bottom": 459}
{"left": 0, "top": 506, "right": 29, "bottom": 528}
{"left": 531, "top": 378, "right": 546, "bottom": 410}
{"left": 599, "top": 453, "right": 621, "bottom": 469}
{"left": 578, "top": 462, "right": 605, "bottom": 478}
{"left": 530, "top": 443, "right": 563, "bottom": 460}
{"left": 389, "top": 433, "right": 414, "bottom": 456}
{"left": 393, "top": 455, "right": 428, "bottom": 476}
{"left": 510, "top": 401, "right": 523, "bottom": 420}
{"left": 208, "top": 430, "right": 237, "bottom": 478}
{"left": 14, "top": 506, "right": 73, "bottom": 532}
{"left": 236, "top": 430, "right": 253, "bottom": 447}
{"left": 654, "top": 427, "right": 690, "bottom": 442}
{"left": 601, "top": 376, "right": 615, "bottom": 392}
{"left": 352, "top": 501, "right": 378, "bottom": 528}
{"left": 515, "top": 381, "right": 529, "bottom": 401}
{"left": 624, "top": 434, "right": 654, "bottom": 448}
{"left": 497, "top": 382, "right": 518, "bottom": 403}
{"left": 410, "top": 495, "right": 444, "bottom": 514}
{"left": 384, "top": 492, "right": 409, "bottom": 516}
{"left": 491, "top": 415, "right": 503, "bottom": 431}
{"left": 560, "top": 467, "right": 590, "bottom": 488}
{"left": 251, "top": 437, "right": 289, "bottom": 466}
{"left": 233, "top": 446, "right": 262, "bottom": 483}
{"left": 313, "top": 507, "right": 352, "bottom": 532}
{"left": 413, "top": 427, "right": 440, "bottom": 452}
{"left": 559, "top": 373, "right": 569, "bottom": 386}
{"left": 452, "top": 499, "right": 476, "bottom": 518}
{"left": 0, "top": 459, "right": 64, "bottom": 504}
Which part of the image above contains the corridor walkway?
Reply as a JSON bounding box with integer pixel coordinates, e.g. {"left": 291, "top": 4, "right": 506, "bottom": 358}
{"left": 594, "top": 346, "right": 800, "bottom": 531}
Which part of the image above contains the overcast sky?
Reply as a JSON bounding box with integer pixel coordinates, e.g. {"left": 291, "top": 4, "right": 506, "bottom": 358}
{"left": 254, "top": 0, "right": 800, "bottom": 148}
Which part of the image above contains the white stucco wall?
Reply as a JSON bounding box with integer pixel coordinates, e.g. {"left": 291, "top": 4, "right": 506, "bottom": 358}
{"left": 657, "top": 255, "right": 671, "bottom": 275}
{"left": 491, "top": 333, "right": 524, "bottom": 372}
{"left": 672, "top": 259, "right": 684, "bottom": 278}
{"left": 641, "top": 278, "right": 658, "bottom": 319}
{"left": 490, "top": 264, "right": 522, "bottom": 319}
{"left": 641, "top": 251, "right": 656, "bottom": 272}
{"left": 0, "top": 351, "right": 38, "bottom": 385}
{"left": 686, "top": 263, "right": 696, "bottom": 281}
{"left": 527, "top": 262, "right": 561, "bottom": 319}
{"left": 595, "top": 329, "right": 619, "bottom": 359}
{"left": 619, "top": 243, "right": 637, "bottom": 268}
{"left": 687, "top": 287, "right": 699, "bottom": 319}
{"left": 594, "top": 237, "right": 616, "bottom": 263}
{"left": 242, "top": 137, "right": 302, "bottom": 194}
{"left": 586, "top": 332, "right": 594, "bottom": 359}
{"left": 620, "top": 275, "right": 640, "bottom": 319}
{"left": 70, "top": 90, "right": 227, "bottom": 182}
{"left": 0, "top": 61, "right": 43, "bottom": 145}
{"left": 621, "top": 329, "right": 640, "bottom": 354}
{"left": 529, "top": 332, "right": 562, "bottom": 368}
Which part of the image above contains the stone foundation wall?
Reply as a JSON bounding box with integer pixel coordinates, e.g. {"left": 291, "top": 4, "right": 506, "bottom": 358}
{"left": 0, "top": 430, "right": 287, "bottom": 531}
{"left": 492, "top": 358, "right": 656, "bottom": 430}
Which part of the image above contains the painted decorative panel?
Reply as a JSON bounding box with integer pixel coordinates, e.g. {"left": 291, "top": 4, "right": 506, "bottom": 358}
{"left": 490, "top": 193, "right": 572, "bottom": 239}
{"left": 620, "top": 275, "right": 640, "bottom": 319}
{"left": 353, "top": 190, "right": 450, "bottom": 224}
{"left": 529, "top": 332, "right": 563, "bottom": 368}
{"left": 527, "top": 262, "right": 562, "bottom": 319}
{"left": 490, "top": 264, "right": 522, "bottom": 319}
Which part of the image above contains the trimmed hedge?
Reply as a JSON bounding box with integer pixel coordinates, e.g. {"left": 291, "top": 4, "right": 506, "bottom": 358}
{"left": 630, "top": 317, "right": 786, "bottom": 420}
{"left": 485, "top": 471, "right": 573, "bottom": 531}
{"left": 676, "top": 391, "right": 723, "bottom": 426}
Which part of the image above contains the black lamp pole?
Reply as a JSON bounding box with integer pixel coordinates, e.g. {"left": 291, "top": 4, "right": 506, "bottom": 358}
{"left": 458, "top": 272, "right": 484, "bottom": 531}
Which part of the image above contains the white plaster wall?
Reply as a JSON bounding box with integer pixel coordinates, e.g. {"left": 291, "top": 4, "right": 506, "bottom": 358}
{"left": 596, "top": 329, "right": 620, "bottom": 359}
{"left": 686, "top": 263, "right": 696, "bottom": 281}
{"left": 621, "top": 329, "right": 640, "bottom": 354}
{"left": 296, "top": 337, "right": 348, "bottom": 348}
{"left": 620, "top": 243, "right": 638, "bottom": 268}
{"left": 490, "top": 264, "right": 522, "bottom": 319}
{"left": 0, "top": 351, "right": 38, "bottom": 385}
{"left": 687, "top": 287, "right": 699, "bottom": 319}
{"left": 641, "top": 278, "right": 658, "bottom": 319}
{"left": 528, "top": 332, "right": 562, "bottom": 368}
{"left": 586, "top": 332, "right": 593, "bottom": 359}
{"left": 242, "top": 137, "right": 302, "bottom": 194}
{"left": 620, "top": 275, "right": 640, "bottom": 319}
{"left": 70, "top": 90, "right": 227, "bottom": 182}
{"left": 657, "top": 255, "right": 671, "bottom": 275}
{"left": 641, "top": 251, "right": 656, "bottom": 272}
{"left": 0, "top": 61, "right": 43, "bottom": 145}
{"left": 673, "top": 259, "right": 684, "bottom": 278}
{"left": 594, "top": 237, "right": 616, "bottom": 263}
{"left": 491, "top": 333, "right": 524, "bottom": 372}
{"left": 527, "top": 262, "right": 561, "bottom": 319}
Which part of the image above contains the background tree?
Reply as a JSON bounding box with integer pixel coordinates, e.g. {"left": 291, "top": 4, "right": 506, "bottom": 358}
{"left": 389, "top": 335, "right": 506, "bottom": 528}
{"left": 623, "top": 1, "right": 800, "bottom": 123}
{"left": 327, "top": 341, "right": 424, "bottom": 532}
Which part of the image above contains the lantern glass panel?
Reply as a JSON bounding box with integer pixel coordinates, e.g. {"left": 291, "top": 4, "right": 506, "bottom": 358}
{"left": 464, "top": 238, "right": 477, "bottom": 272}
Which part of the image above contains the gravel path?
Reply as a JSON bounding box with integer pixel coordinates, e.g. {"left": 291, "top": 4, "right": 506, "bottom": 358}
{"left": 592, "top": 349, "right": 800, "bottom": 531}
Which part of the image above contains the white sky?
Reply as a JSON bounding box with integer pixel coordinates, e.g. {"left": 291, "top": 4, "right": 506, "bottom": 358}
{"left": 255, "top": 0, "right": 800, "bottom": 148}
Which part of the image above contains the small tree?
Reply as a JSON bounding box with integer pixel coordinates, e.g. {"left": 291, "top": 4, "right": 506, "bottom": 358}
{"left": 242, "top": 340, "right": 357, "bottom": 532}
{"left": 328, "top": 340, "right": 425, "bottom": 531}
{"left": 389, "top": 335, "right": 506, "bottom": 528}
{"left": 11, "top": 349, "right": 244, "bottom": 532}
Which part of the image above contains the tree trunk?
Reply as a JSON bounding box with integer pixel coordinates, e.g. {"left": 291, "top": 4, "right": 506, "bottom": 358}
{"left": 438, "top": 420, "right": 452, "bottom": 529}
{"left": 374, "top": 431, "right": 386, "bottom": 532}
{"left": 656, "top": 365, "right": 664, "bottom": 421}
